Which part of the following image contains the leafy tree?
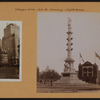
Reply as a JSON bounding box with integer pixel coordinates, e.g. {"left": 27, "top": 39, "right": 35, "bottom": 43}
{"left": 39, "top": 68, "right": 61, "bottom": 83}
{"left": 37, "top": 67, "right": 39, "bottom": 82}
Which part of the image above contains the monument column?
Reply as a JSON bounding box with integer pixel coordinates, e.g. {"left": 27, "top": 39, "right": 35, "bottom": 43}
{"left": 54, "top": 17, "right": 97, "bottom": 87}
{"left": 63, "top": 17, "right": 75, "bottom": 74}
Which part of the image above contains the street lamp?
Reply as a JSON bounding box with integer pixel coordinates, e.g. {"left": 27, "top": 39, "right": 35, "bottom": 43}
{"left": 51, "top": 73, "right": 53, "bottom": 86}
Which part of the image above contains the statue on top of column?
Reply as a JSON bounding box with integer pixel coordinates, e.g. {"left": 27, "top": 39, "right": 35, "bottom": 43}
{"left": 68, "top": 17, "right": 71, "bottom": 25}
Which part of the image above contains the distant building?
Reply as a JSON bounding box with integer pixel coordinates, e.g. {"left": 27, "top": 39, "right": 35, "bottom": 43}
{"left": 2, "top": 23, "right": 20, "bottom": 66}
{"left": 45, "top": 66, "right": 50, "bottom": 72}
{"left": 0, "top": 39, "right": 2, "bottom": 50}
{"left": 0, "top": 49, "right": 8, "bottom": 66}
{"left": 78, "top": 61, "right": 98, "bottom": 84}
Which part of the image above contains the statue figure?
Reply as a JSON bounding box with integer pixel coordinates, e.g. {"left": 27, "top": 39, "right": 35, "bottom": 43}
{"left": 68, "top": 17, "right": 71, "bottom": 25}
{"left": 64, "top": 63, "right": 70, "bottom": 73}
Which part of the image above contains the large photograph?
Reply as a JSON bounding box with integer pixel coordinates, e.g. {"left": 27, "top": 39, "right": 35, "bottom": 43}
{"left": 0, "top": 21, "right": 22, "bottom": 81}
{"left": 37, "top": 12, "right": 100, "bottom": 93}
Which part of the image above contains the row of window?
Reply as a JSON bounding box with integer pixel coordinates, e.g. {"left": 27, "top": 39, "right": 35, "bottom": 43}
{"left": 83, "top": 73, "right": 93, "bottom": 77}
{"left": 83, "top": 68, "right": 92, "bottom": 72}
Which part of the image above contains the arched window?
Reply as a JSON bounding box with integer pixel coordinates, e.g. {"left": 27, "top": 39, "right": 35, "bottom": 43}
{"left": 83, "top": 68, "right": 87, "bottom": 72}
{"left": 88, "top": 68, "right": 92, "bottom": 72}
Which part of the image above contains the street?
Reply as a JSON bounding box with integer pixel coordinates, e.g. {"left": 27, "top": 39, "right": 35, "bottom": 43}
{"left": 37, "top": 87, "right": 100, "bottom": 93}
{"left": 37, "top": 82, "right": 100, "bottom": 93}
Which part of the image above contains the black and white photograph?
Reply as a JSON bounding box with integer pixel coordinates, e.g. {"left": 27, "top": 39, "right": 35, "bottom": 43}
{"left": 37, "top": 12, "right": 100, "bottom": 93}
{"left": 0, "top": 21, "right": 22, "bottom": 81}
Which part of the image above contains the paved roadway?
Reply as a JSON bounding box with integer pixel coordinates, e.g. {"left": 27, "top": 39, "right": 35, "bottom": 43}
{"left": 37, "top": 87, "right": 100, "bottom": 93}
{"left": 37, "top": 82, "right": 100, "bottom": 93}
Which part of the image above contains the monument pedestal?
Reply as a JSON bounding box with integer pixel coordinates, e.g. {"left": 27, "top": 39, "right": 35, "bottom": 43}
{"left": 54, "top": 66, "right": 100, "bottom": 88}
{"left": 54, "top": 70, "right": 89, "bottom": 85}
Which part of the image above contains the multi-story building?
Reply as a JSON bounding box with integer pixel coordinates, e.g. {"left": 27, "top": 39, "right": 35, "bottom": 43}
{"left": 2, "top": 23, "right": 20, "bottom": 66}
{"left": 0, "top": 49, "right": 8, "bottom": 67}
{"left": 78, "top": 61, "right": 98, "bottom": 84}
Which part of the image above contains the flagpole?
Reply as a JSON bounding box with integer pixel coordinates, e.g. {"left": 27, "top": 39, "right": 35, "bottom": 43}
{"left": 95, "top": 52, "right": 100, "bottom": 84}
{"left": 95, "top": 52, "right": 97, "bottom": 64}
{"left": 95, "top": 53, "right": 96, "bottom": 64}
{"left": 79, "top": 53, "right": 81, "bottom": 64}
{"left": 94, "top": 52, "right": 96, "bottom": 64}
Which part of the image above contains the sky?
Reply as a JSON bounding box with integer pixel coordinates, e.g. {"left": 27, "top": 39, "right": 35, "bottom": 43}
{"left": 37, "top": 12, "right": 100, "bottom": 74}
{"left": 0, "top": 21, "right": 22, "bottom": 39}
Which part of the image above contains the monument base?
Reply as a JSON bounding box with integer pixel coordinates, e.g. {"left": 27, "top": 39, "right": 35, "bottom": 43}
{"left": 54, "top": 71, "right": 92, "bottom": 85}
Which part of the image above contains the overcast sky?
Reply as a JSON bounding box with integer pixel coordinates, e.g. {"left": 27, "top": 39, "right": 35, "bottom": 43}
{"left": 37, "top": 12, "right": 100, "bottom": 74}
{"left": 0, "top": 21, "right": 22, "bottom": 39}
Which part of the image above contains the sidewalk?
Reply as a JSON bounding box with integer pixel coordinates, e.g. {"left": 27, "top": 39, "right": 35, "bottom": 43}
{"left": 37, "top": 82, "right": 100, "bottom": 93}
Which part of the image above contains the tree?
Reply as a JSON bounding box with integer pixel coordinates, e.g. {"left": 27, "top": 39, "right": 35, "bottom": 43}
{"left": 37, "top": 67, "right": 39, "bottom": 82}
{"left": 39, "top": 68, "right": 61, "bottom": 83}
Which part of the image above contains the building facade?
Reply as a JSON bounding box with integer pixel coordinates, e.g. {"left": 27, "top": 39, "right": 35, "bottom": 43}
{"left": 0, "top": 49, "right": 8, "bottom": 67}
{"left": 98, "top": 71, "right": 100, "bottom": 85}
{"left": 2, "top": 23, "right": 20, "bottom": 66}
{"left": 78, "top": 61, "right": 98, "bottom": 84}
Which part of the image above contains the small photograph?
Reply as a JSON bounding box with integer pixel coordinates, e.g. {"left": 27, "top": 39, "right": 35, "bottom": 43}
{"left": 37, "top": 12, "right": 100, "bottom": 93}
{"left": 0, "top": 21, "right": 22, "bottom": 81}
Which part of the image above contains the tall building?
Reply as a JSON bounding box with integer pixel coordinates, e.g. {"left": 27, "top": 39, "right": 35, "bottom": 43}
{"left": 2, "top": 23, "right": 20, "bottom": 66}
